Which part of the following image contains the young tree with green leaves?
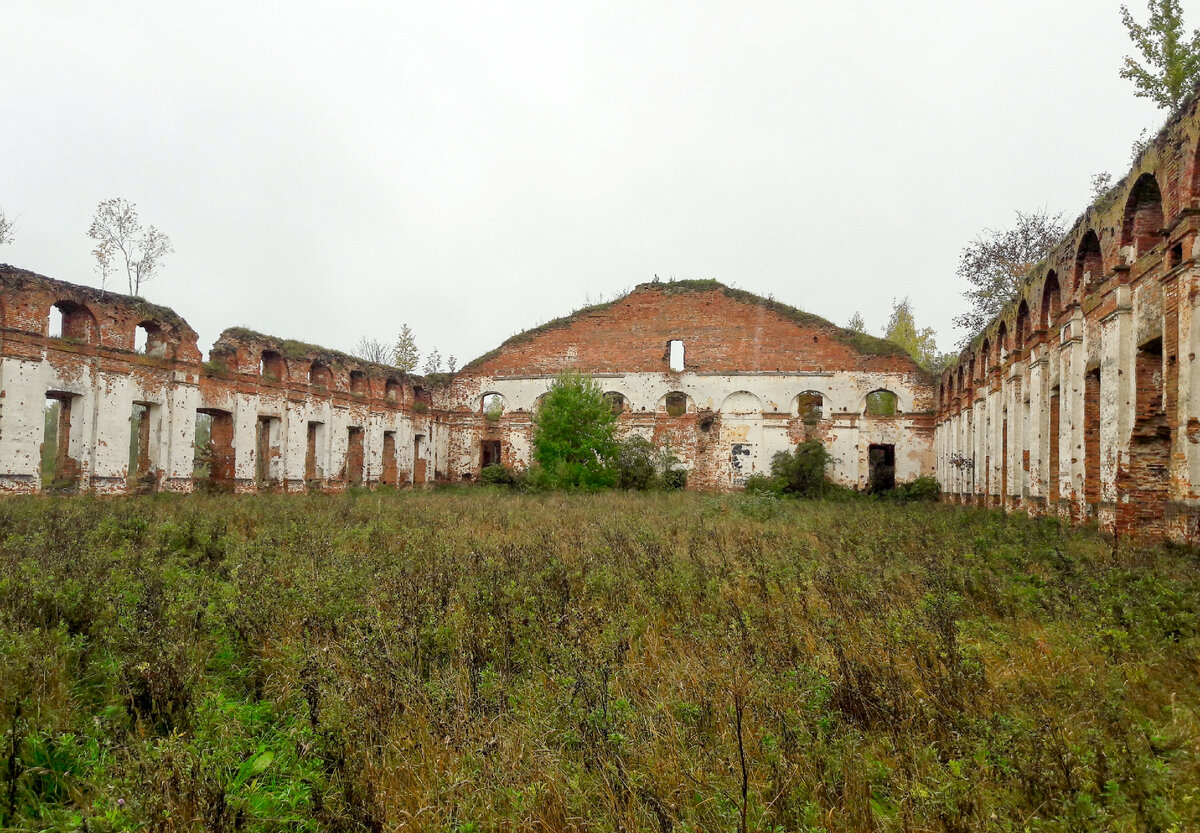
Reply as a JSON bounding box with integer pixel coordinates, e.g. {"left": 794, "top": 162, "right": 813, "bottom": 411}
{"left": 532, "top": 372, "right": 618, "bottom": 489}
{"left": 846, "top": 311, "right": 866, "bottom": 334}
{"left": 1120, "top": 0, "right": 1200, "bottom": 111}
{"left": 393, "top": 324, "right": 419, "bottom": 372}
{"left": 885, "top": 297, "right": 946, "bottom": 372}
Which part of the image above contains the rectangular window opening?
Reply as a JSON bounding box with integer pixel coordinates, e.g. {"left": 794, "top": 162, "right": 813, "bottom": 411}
{"left": 668, "top": 339, "right": 685, "bottom": 373}
{"left": 42, "top": 393, "right": 80, "bottom": 492}
{"left": 128, "top": 402, "right": 158, "bottom": 493}
{"left": 413, "top": 434, "right": 427, "bottom": 485}
{"left": 347, "top": 426, "right": 365, "bottom": 487}
{"left": 868, "top": 443, "right": 896, "bottom": 494}
{"left": 306, "top": 421, "right": 326, "bottom": 483}
{"left": 195, "top": 409, "right": 234, "bottom": 492}
{"left": 382, "top": 431, "right": 398, "bottom": 485}
{"left": 481, "top": 439, "right": 502, "bottom": 468}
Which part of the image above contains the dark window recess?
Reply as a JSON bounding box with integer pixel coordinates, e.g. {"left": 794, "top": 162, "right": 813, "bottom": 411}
{"left": 605, "top": 392, "right": 625, "bottom": 415}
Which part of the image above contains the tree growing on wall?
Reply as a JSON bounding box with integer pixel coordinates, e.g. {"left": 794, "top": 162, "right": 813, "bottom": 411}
{"left": 87, "top": 198, "right": 173, "bottom": 296}
{"left": 846, "top": 311, "right": 866, "bottom": 333}
{"left": 393, "top": 324, "right": 419, "bottom": 372}
{"left": 884, "top": 297, "right": 946, "bottom": 372}
{"left": 0, "top": 206, "right": 13, "bottom": 246}
{"left": 1120, "top": 0, "right": 1200, "bottom": 110}
{"left": 531, "top": 372, "right": 618, "bottom": 489}
{"left": 423, "top": 347, "right": 443, "bottom": 374}
{"left": 352, "top": 336, "right": 391, "bottom": 364}
{"left": 953, "top": 209, "right": 1066, "bottom": 343}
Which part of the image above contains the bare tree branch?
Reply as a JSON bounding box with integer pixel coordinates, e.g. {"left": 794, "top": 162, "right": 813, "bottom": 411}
{"left": 86, "top": 198, "right": 173, "bottom": 296}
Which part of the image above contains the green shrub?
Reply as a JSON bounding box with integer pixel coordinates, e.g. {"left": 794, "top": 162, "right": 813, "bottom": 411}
{"left": 480, "top": 463, "right": 517, "bottom": 487}
{"left": 613, "top": 436, "right": 657, "bottom": 490}
{"left": 612, "top": 436, "right": 681, "bottom": 490}
{"left": 662, "top": 468, "right": 687, "bottom": 490}
{"left": 742, "top": 473, "right": 783, "bottom": 495}
{"left": 890, "top": 476, "right": 942, "bottom": 502}
{"left": 531, "top": 372, "right": 617, "bottom": 489}
{"left": 769, "top": 439, "right": 833, "bottom": 497}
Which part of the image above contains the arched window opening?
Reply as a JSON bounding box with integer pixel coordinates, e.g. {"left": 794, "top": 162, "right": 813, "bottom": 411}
{"left": 996, "top": 321, "right": 1008, "bottom": 364}
{"left": 957, "top": 366, "right": 965, "bottom": 396}
{"left": 48, "top": 301, "right": 97, "bottom": 344}
{"left": 385, "top": 378, "right": 402, "bottom": 403}
{"left": 1121, "top": 173, "right": 1165, "bottom": 256}
{"left": 1075, "top": 230, "right": 1104, "bottom": 294}
{"left": 980, "top": 340, "right": 990, "bottom": 374}
{"left": 260, "top": 350, "right": 285, "bottom": 380}
{"left": 482, "top": 392, "right": 505, "bottom": 421}
{"left": 796, "top": 391, "right": 824, "bottom": 425}
{"left": 310, "top": 362, "right": 332, "bottom": 388}
{"left": 1041, "top": 271, "right": 1061, "bottom": 330}
{"left": 664, "top": 392, "right": 688, "bottom": 417}
{"left": 1015, "top": 302, "right": 1030, "bottom": 352}
{"left": 865, "top": 389, "right": 898, "bottom": 417}
{"left": 604, "top": 391, "right": 626, "bottom": 416}
{"left": 350, "top": 370, "right": 368, "bottom": 395}
{"left": 413, "top": 385, "right": 431, "bottom": 412}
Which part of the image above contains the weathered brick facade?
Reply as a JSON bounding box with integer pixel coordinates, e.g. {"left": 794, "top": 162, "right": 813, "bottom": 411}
{"left": 444, "top": 281, "right": 936, "bottom": 490}
{"left": 0, "top": 266, "right": 451, "bottom": 494}
{"left": 935, "top": 92, "right": 1200, "bottom": 543}
{"left": 0, "top": 271, "right": 936, "bottom": 495}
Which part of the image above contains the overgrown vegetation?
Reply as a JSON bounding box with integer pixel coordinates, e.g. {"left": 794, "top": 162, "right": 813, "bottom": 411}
{"left": 0, "top": 492, "right": 1196, "bottom": 831}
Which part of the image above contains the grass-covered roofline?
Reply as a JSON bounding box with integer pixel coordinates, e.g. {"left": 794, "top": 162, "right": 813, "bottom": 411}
{"left": 215, "top": 326, "right": 440, "bottom": 383}
{"left": 463, "top": 278, "right": 910, "bottom": 370}
{"left": 0, "top": 263, "right": 195, "bottom": 333}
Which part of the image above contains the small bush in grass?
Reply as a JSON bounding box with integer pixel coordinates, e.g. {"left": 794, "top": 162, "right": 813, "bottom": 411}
{"left": 890, "top": 476, "right": 942, "bottom": 502}
{"left": 480, "top": 464, "right": 517, "bottom": 487}
{"left": 662, "top": 468, "right": 687, "bottom": 490}
{"left": 743, "top": 473, "right": 784, "bottom": 495}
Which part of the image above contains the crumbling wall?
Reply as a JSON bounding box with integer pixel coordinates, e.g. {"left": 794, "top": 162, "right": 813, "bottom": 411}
{"left": 446, "top": 283, "right": 937, "bottom": 490}
{"left": 935, "top": 91, "right": 1200, "bottom": 543}
{"left": 0, "top": 266, "right": 443, "bottom": 494}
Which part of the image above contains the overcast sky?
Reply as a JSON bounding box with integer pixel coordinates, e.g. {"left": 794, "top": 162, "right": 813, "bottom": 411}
{"left": 0, "top": 1, "right": 1178, "bottom": 366}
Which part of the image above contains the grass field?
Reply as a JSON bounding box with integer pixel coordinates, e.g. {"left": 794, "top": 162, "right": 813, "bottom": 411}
{"left": 0, "top": 490, "right": 1197, "bottom": 832}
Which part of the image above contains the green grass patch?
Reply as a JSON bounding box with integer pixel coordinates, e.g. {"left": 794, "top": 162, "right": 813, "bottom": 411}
{"left": 0, "top": 492, "right": 1197, "bottom": 831}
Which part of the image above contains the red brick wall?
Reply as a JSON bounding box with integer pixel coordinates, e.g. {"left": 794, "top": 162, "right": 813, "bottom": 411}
{"left": 468, "top": 284, "right": 925, "bottom": 381}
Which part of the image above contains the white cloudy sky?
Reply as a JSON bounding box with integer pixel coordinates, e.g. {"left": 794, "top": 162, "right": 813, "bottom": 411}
{"left": 0, "top": 1, "right": 1176, "bottom": 365}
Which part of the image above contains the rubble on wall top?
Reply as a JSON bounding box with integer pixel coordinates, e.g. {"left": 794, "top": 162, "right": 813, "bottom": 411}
{"left": 212, "top": 326, "right": 445, "bottom": 384}
{"left": 0, "top": 263, "right": 196, "bottom": 334}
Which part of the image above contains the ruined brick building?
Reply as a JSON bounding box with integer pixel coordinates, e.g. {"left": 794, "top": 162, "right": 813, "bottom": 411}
{"left": 8, "top": 90, "right": 1200, "bottom": 542}
{"left": 935, "top": 93, "right": 1200, "bottom": 542}
{"left": 0, "top": 272, "right": 934, "bottom": 495}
